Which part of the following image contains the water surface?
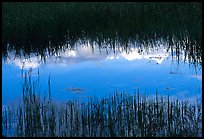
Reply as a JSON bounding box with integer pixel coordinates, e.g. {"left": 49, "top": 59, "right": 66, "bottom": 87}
{"left": 2, "top": 40, "right": 202, "bottom": 106}
{"left": 2, "top": 2, "right": 202, "bottom": 107}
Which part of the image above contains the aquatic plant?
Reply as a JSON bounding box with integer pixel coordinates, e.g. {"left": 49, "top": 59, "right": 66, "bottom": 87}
{"left": 2, "top": 71, "right": 202, "bottom": 137}
{"left": 2, "top": 2, "right": 202, "bottom": 66}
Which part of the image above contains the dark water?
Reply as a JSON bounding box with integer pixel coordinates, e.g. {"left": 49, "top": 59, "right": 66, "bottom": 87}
{"left": 2, "top": 3, "right": 202, "bottom": 107}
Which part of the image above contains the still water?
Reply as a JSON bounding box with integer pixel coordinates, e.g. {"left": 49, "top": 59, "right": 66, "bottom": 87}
{"left": 2, "top": 39, "right": 202, "bottom": 106}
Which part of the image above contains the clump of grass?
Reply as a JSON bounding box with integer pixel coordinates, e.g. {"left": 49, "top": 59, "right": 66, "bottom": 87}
{"left": 2, "top": 70, "right": 202, "bottom": 137}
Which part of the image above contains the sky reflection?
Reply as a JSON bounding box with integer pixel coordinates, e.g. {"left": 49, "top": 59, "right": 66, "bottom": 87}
{"left": 2, "top": 41, "right": 202, "bottom": 106}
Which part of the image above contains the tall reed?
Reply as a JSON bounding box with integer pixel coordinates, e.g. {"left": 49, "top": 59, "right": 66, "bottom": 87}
{"left": 2, "top": 70, "right": 202, "bottom": 137}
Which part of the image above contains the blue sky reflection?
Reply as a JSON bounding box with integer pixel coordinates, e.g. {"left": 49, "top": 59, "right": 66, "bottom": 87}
{"left": 2, "top": 42, "right": 202, "bottom": 106}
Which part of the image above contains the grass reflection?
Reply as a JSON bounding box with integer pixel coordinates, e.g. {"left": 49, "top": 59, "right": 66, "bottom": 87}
{"left": 2, "top": 70, "right": 202, "bottom": 137}
{"left": 2, "top": 2, "right": 202, "bottom": 66}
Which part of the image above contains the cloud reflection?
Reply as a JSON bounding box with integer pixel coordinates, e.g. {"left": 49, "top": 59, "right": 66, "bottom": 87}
{"left": 190, "top": 74, "right": 202, "bottom": 80}
{"left": 4, "top": 41, "right": 185, "bottom": 69}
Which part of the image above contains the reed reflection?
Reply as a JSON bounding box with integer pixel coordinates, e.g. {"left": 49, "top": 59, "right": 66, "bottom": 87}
{"left": 2, "top": 2, "right": 202, "bottom": 67}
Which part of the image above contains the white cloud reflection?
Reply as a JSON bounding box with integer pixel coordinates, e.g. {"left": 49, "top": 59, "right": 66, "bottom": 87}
{"left": 190, "top": 74, "right": 202, "bottom": 80}
{"left": 4, "top": 40, "right": 186, "bottom": 69}
{"left": 5, "top": 56, "right": 40, "bottom": 69}
{"left": 106, "top": 47, "right": 169, "bottom": 64}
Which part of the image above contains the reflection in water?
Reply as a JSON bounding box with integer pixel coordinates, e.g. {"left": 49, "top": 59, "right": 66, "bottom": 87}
{"left": 2, "top": 39, "right": 202, "bottom": 106}
{"left": 3, "top": 37, "right": 201, "bottom": 70}
{"left": 2, "top": 2, "right": 202, "bottom": 107}
{"left": 2, "top": 3, "right": 202, "bottom": 137}
{"left": 2, "top": 3, "right": 202, "bottom": 67}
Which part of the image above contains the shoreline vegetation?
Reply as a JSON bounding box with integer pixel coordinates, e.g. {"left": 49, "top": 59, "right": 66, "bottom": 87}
{"left": 2, "top": 3, "right": 202, "bottom": 137}
{"left": 2, "top": 70, "right": 202, "bottom": 137}
{"left": 2, "top": 3, "right": 202, "bottom": 66}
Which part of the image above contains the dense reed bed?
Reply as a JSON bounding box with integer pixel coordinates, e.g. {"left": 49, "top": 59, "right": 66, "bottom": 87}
{"left": 2, "top": 3, "right": 202, "bottom": 66}
{"left": 2, "top": 71, "right": 202, "bottom": 137}
{"left": 3, "top": 3, "right": 201, "bottom": 40}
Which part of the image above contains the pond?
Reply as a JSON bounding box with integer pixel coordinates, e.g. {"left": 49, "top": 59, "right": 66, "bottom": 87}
{"left": 2, "top": 37, "right": 202, "bottom": 106}
{"left": 2, "top": 3, "right": 202, "bottom": 106}
{"left": 2, "top": 3, "right": 202, "bottom": 137}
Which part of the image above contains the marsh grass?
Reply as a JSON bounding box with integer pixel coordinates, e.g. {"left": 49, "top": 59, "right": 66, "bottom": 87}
{"left": 2, "top": 3, "right": 202, "bottom": 67}
{"left": 2, "top": 71, "right": 202, "bottom": 137}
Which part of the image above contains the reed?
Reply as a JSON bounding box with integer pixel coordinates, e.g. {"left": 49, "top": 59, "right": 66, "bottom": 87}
{"left": 2, "top": 70, "right": 202, "bottom": 137}
{"left": 2, "top": 3, "right": 202, "bottom": 67}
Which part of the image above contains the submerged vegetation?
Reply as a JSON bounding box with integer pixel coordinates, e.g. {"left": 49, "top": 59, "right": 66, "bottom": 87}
{"left": 2, "top": 70, "right": 202, "bottom": 137}
{"left": 2, "top": 2, "right": 202, "bottom": 66}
